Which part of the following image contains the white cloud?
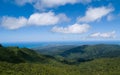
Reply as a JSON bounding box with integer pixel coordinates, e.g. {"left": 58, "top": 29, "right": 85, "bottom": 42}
{"left": 0, "top": 12, "right": 69, "bottom": 29}
{"left": 34, "top": 0, "right": 78, "bottom": 10}
{"left": 14, "top": 0, "right": 91, "bottom": 10}
{"left": 57, "top": 14, "right": 70, "bottom": 22}
{"left": 1, "top": 16, "right": 27, "bottom": 29}
{"left": 77, "top": 6, "right": 114, "bottom": 23}
{"left": 28, "top": 12, "right": 69, "bottom": 26}
{"left": 90, "top": 31, "right": 116, "bottom": 38}
{"left": 34, "top": 0, "right": 91, "bottom": 10}
{"left": 52, "top": 23, "right": 90, "bottom": 34}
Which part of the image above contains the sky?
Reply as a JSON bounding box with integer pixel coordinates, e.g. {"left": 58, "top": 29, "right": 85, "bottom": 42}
{"left": 0, "top": 0, "right": 120, "bottom": 42}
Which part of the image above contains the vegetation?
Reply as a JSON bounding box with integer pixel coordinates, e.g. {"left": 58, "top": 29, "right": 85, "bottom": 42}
{"left": 0, "top": 58, "right": 120, "bottom": 75}
{"left": 0, "top": 46, "right": 47, "bottom": 63}
{"left": 34, "top": 45, "right": 77, "bottom": 56}
{"left": 35, "top": 44, "right": 120, "bottom": 63}
{"left": 0, "top": 44, "right": 120, "bottom": 75}
{"left": 59, "top": 44, "right": 120, "bottom": 63}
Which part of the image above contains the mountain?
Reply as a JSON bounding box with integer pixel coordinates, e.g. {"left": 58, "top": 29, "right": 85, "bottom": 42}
{"left": 59, "top": 44, "right": 120, "bottom": 62}
{"left": 34, "top": 45, "right": 77, "bottom": 56}
{"left": 0, "top": 44, "right": 55, "bottom": 63}
{"left": 0, "top": 44, "right": 120, "bottom": 75}
{"left": 0, "top": 57, "right": 120, "bottom": 75}
{"left": 33, "top": 44, "right": 120, "bottom": 63}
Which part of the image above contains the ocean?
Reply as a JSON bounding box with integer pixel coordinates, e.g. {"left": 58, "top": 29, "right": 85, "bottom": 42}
{"left": 1, "top": 41, "right": 120, "bottom": 48}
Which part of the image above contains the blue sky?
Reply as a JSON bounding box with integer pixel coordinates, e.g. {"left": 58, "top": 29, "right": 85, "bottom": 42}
{"left": 0, "top": 0, "right": 120, "bottom": 42}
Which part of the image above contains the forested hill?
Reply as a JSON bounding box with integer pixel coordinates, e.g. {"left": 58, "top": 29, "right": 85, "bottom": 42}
{"left": 60, "top": 44, "right": 120, "bottom": 60}
{"left": 1, "top": 44, "right": 120, "bottom": 64}
{"left": 34, "top": 44, "right": 120, "bottom": 63}
{"left": 0, "top": 44, "right": 55, "bottom": 63}
{"left": 0, "top": 44, "right": 120, "bottom": 75}
{"left": 34, "top": 45, "right": 77, "bottom": 56}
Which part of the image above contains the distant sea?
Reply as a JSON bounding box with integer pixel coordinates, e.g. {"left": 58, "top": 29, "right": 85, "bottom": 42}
{"left": 1, "top": 41, "right": 120, "bottom": 48}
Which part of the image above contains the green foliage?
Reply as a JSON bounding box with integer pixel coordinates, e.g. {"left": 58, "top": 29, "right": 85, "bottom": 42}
{"left": 78, "top": 57, "right": 120, "bottom": 75}
{"left": 59, "top": 44, "right": 120, "bottom": 62}
{"left": 34, "top": 45, "right": 77, "bottom": 56}
{"left": 0, "top": 46, "right": 55, "bottom": 63}
{"left": 0, "top": 44, "right": 120, "bottom": 75}
{"left": 0, "top": 58, "right": 120, "bottom": 75}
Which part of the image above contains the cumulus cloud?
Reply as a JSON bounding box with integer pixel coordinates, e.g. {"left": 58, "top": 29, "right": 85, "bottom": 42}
{"left": 52, "top": 23, "right": 90, "bottom": 34}
{"left": 0, "top": 12, "right": 69, "bottom": 29}
{"left": 34, "top": 0, "right": 91, "bottom": 10}
{"left": 1, "top": 16, "right": 27, "bottom": 29}
{"left": 90, "top": 31, "right": 116, "bottom": 38}
{"left": 28, "top": 12, "right": 70, "bottom": 26}
{"left": 14, "top": 0, "right": 91, "bottom": 10}
{"left": 57, "top": 14, "right": 70, "bottom": 22}
{"left": 77, "top": 6, "right": 114, "bottom": 23}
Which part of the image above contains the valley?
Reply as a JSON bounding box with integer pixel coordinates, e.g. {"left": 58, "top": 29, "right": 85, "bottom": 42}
{"left": 0, "top": 44, "right": 120, "bottom": 75}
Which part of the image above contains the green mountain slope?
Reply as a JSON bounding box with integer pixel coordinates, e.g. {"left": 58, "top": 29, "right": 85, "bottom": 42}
{"left": 0, "top": 44, "right": 55, "bottom": 63}
{"left": 34, "top": 45, "right": 77, "bottom": 55}
{"left": 0, "top": 57, "right": 120, "bottom": 75}
{"left": 0, "top": 44, "right": 120, "bottom": 75}
{"left": 59, "top": 44, "right": 120, "bottom": 62}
